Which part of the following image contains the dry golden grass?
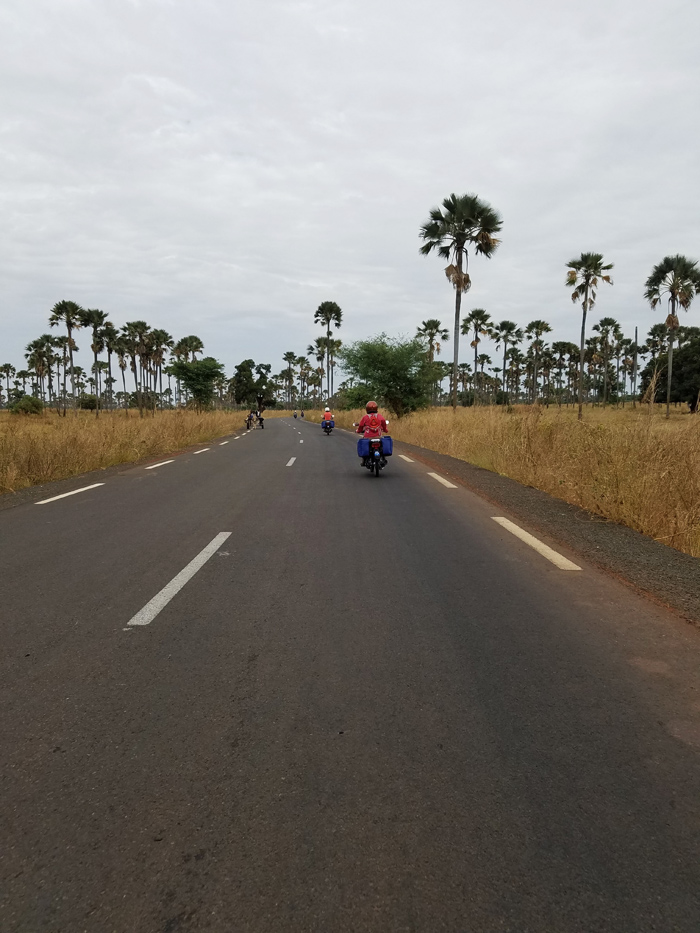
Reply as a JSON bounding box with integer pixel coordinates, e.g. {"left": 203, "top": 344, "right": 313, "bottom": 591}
{"left": 0, "top": 409, "right": 252, "bottom": 495}
{"left": 308, "top": 404, "right": 700, "bottom": 558}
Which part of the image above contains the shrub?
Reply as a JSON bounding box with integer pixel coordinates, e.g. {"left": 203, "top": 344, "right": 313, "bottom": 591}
{"left": 10, "top": 396, "right": 43, "bottom": 415}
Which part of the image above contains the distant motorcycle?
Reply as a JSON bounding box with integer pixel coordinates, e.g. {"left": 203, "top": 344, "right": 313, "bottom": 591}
{"left": 322, "top": 420, "right": 334, "bottom": 435}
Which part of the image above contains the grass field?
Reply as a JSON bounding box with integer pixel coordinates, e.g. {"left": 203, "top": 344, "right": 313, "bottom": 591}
{"left": 0, "top": 409, "right": 255, "bottom": 495}
{"left": 308, "top": 405, "right": 700, "bottom": 559}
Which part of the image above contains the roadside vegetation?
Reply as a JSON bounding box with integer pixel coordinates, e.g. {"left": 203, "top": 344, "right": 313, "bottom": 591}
{"left": 0, "top": 410, "right": 250, "bottom": 495}
{"left": 309, "top": 405, "right": 700, "bottom": 559}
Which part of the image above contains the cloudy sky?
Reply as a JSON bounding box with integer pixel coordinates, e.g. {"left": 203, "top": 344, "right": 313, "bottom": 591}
{"left": 1, "top": 0, "right": 698, "bottom": 378}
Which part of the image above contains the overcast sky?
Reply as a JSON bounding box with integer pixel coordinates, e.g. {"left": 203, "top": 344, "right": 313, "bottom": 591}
{"left": 1, "top": 0, "right": 698, "bottom": 378}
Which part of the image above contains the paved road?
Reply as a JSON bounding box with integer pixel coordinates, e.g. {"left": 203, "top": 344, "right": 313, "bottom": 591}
{"left": 2, "top": 417, "right": 700, "bottom": 932}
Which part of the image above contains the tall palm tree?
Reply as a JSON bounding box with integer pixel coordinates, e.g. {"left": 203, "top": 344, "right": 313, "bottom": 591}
{"left": 420, "top": 192, "right": 503, "bottom": 410}
{"left": 461, "top": 309, "right": 491, "bottom": 405}
{"left": 150, "top": 329, "right": 174, "bottom": 411}
{"left": 492, "top": 320, "right": 523, "bottom": 406}
{"left": 566, "top": 252, "right": 614, "bottom": 420}
{"left": 644, "top": 255, "right": 700, "bottom": 418}
{"left": 49, "top": 300, "right": 83, "bottom": 412}
{"left": 417, "top": 319, "right": 450, "bottom": 405}
{"left": 282, "top": 351, "right": 297, "bottom": 407}
{"left": 591, "top": 316, "right": 621, "bottom": 407}
{"left": 79, "top": 308, "right": 109, "bottom": 416}
{"left": 524, "top": 320, "right": 552, "bottom": 403}
{"left": 0, "top": 363, "right": 15, "bottom": 408}
{"left": 416, "top": 319, "right": 449, "bottom": 363}
{"left": 313, "top": 301, "right": 342, "bottom": 399}
{"left": 102, "top": 322, "right": 119, "bottom": 411}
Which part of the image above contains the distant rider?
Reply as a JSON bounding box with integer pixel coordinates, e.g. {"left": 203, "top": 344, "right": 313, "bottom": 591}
{"left": 322, "top": 407, "right": 333, "bottom": 423}
{"left": 293, "top": 410, "right": 297, "bottom": 419}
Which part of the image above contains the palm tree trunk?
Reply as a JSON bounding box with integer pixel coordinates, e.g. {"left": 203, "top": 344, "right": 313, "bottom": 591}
{"left": 632, "top": 327, "right": 638, "bottom": 409}
{"left": 94, "top": 341, "right": 100, "bottom": 417}
{"left": 452, "top": 252, "right": 463, "bottom": 411}
{"left": 67, "top": 325, "right": 76, "bottom": 415}
{"left": 578, "top": 287, "right": 588, "bottom": 421}
{"left": 666, "top": 300, "right": 675, "bottom": 419}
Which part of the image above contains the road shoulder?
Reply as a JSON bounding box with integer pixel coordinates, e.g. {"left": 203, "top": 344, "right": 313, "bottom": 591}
{"left": 394, "top": 439, "right": 700, "bottom": 626}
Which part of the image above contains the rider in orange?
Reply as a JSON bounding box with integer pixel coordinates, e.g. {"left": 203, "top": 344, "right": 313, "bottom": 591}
{"left": 323, "top": 406, "right": 333, "bottom": 422}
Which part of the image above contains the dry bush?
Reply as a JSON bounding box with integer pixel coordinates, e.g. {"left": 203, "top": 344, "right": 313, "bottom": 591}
{"left": 0, "top": 410, "right": 248, "bottom": 494}
{"left": 315, "top": 405, "right": 700, "bottom": 558}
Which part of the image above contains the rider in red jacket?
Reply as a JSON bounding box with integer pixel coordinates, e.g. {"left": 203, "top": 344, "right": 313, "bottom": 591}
{"left": 356, "top": 400, "right": 389, "bottom": 437}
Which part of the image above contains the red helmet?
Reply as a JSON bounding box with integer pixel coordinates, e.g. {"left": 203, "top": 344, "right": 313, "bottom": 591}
{"left": 366, "top": 400, "right": 378, "bottom": 413}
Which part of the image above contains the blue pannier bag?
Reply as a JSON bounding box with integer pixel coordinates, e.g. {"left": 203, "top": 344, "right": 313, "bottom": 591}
{"left": 322, "top": 419, "right": 335, "bottom": 428}
{"left": 357, "top": 436, "right": 392, "bottom": 457}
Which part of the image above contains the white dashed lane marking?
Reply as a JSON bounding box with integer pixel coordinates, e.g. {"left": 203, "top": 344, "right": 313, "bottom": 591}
{"left": 145, "top": 460, "right": 174, "bottom": 470}
{"left": 399, "top": 455, "right": 414, "bottom": 463}
{"left": 35, "top": 483, "right": 105, "bottom": 505}
{"left": 492, "top": 517, "right": 582, "bottom": 571}
{"left": 219, "top": 441, "right": 229, "bottom": 446}
{"left": 286, "top": 457, "right": 296, "bottom": 466}
{"left": 193, "top": 448, "right": 210, "bottom": 455}
{"left": 127, "top": 532, "right": 232, "bottom": 628}
{"left": 428, "top": 472, "right": 458, "bottom": 489}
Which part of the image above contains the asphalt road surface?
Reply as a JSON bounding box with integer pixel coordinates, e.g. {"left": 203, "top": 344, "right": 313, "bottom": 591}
{"left": 3, "top": 417, "right": 700, "bottom": 932}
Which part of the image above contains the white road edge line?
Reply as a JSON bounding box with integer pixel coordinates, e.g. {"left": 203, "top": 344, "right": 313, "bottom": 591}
{"left": 145, "top": 459, "right": 174, "bottom": 470}
{"left": 193, "top": 448, "right": 210, "bottom": 454}
{"left": 286, "top": 457, "right": 296, "bottom": 466}
{"left": 219, "top": 441, "right": 229, "bottom": 446}
{"left": 492, "top": 517, "right": 582, "bottom": 571}
{"left": 399, "top": 455, "right": 415, "bottom": 463}
{"left": 127, "top": 532, "right": 232, "bottom": 627}
{"left": 35, "top": 483, "right": 105, "bottom": 505}
{"left": 428, "top": 472, "right": 457, "bottom": 489}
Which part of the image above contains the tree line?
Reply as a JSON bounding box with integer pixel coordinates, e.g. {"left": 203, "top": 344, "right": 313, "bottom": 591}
{"left": 419, "top": 192, "right": 700, "bottom": 419}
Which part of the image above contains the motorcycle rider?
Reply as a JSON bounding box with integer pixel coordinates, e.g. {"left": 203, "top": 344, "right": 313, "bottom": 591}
{"left": 356, "top": 401, "right": 389, "bottom": 465}
{"left": 322, "top": 406, "right": 333, "bottom": 423}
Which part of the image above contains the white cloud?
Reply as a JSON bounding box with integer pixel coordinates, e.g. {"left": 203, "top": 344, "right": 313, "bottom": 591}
{"left": 1, "top": 0, "right": 698, "bottom": 377}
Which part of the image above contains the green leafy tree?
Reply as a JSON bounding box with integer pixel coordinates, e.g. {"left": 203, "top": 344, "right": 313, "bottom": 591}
{"left": 566, "top": 252, "right": 614, "bottom": 420}
{"left": 339, "top": 334, "right": 431, "bottom": 417}
{"left": 171, "top": 358, "right": 225, "bottom": 411}
{"left": 420, "top": 192, "right": 503, "bottom": 410}
{"left": 644, "top": 255, "right": 700, "bottom": 418}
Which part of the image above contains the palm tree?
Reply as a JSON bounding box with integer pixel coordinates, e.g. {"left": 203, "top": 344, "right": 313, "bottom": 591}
{"left": 282, "top": 351, "right": 297, "bottom": 407}
{"left": 420, "top": 192, "right": 503, "bottom": 410}
{"left": 101, "top": 322, "right": 119, "bottom": 411}
{"left": 644, "top": 255, "right": 700, "bottom": 418}
{"left": 78, "top": 308, "right": 109, "bottom": 416}
{"left": 461, "top": 309, "right": 492, "bottom": 405}
{"left": 0, "top": 364, "right": 15, "bottom": 408}
{"left": 49, "top": 300, "right": 84, "bottom": 412}
{"left": 591, "top": 317, "right": 621, "bottom": 407}
{"left": 313, "top": 301, "right": 342, "bottom": 399}
{"left": 492, "top": 321, "right": 523, "bottom": 406}
{"left": 524, "top": 320, "right": 552, "bottom": 403}
{"left": 417, "top": 319, "right": 449, "bottom": 404}
{"left": 566, "top": 252, "right": 614, "bottom": 420}
{"left": 150, "top": 329, "right": 174, "bottom": 411}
